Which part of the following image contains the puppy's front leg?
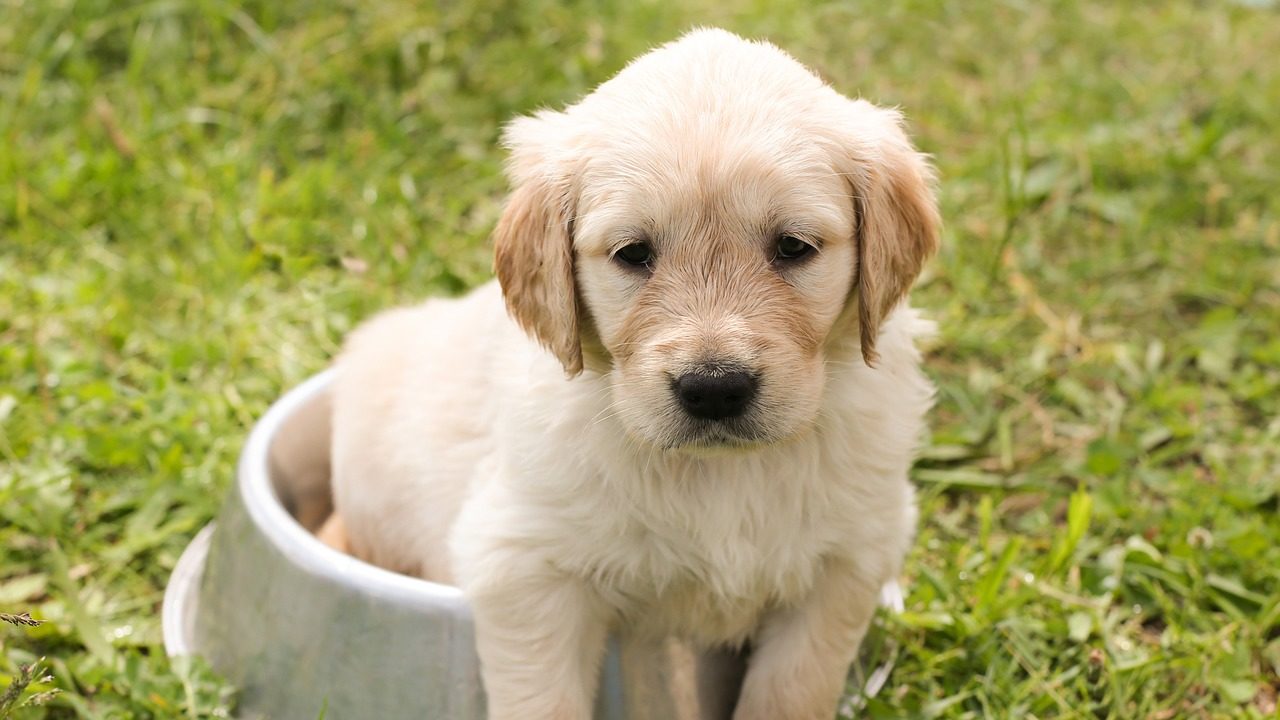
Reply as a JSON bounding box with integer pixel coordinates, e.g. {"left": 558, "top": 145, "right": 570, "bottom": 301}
{"left": 468, "top": 560, "right": 609, "bottom": 720}
{"left": 733, "top": 561, "right": 882, "bottom": 720}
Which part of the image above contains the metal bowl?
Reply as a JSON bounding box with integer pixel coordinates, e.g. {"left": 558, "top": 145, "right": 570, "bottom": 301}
{"left": 162, "top": 371, "right": 900, "bottom": 719}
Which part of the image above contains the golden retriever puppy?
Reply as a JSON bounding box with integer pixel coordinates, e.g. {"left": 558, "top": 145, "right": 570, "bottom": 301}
{"left": 330, "top": 28, "right": 939, "bottom": 720}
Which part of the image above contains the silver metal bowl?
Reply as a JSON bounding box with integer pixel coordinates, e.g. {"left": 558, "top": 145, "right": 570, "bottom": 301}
{"left": 163, "top": 371, "right": 900, "bottom": 719}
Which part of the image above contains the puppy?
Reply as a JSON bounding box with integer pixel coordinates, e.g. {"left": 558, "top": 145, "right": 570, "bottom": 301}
{"left": 330, "top": 28, "right": 939, "bottom": 720}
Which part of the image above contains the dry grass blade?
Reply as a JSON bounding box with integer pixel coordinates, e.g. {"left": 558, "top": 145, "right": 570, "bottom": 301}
{"left": 0, "top": 658, "right": 56, "bottom": 719}
{"left": 0, "top": 612, "right": 41, "bottom": 628}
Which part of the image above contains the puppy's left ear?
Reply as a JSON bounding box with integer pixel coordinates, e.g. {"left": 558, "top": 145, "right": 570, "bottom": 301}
{"left": 493, "top": 111, "right": 584, "bottom": 376}
{"left": 835, "top": 100, "right": 941, "bottom": 366}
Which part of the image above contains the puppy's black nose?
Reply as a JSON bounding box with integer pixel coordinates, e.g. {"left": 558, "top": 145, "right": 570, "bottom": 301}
{"left": 674, "top": 370, "right": 758, "bottom": 420}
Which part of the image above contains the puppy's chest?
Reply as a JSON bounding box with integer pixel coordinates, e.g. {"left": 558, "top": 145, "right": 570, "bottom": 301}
{"left": 578, "top": 486, "right": 831, "bottom": 643}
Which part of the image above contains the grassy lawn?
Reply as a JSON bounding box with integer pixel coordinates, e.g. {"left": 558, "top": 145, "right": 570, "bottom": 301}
{"left": 2, "top": 0, "right": 1278, "bottom": 717}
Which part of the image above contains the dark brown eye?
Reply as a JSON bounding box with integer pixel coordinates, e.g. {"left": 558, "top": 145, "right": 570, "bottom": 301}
{"left": 774, "top": 235, "right": 814, "bottom": 262}
{"left": 614, "top": 241, "right": 654, "bottom": 268}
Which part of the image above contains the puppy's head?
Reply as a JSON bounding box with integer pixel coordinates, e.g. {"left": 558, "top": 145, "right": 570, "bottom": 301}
{"left": 495, "top": 29, "right": 939, "bottom": 451}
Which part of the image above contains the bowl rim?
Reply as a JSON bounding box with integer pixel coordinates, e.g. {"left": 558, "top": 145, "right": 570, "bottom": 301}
{"left": 162, "top": 522, "right": 214, "bottom": 656}
{"left": 237, "top": 369, "right": 471, "bottom": 611}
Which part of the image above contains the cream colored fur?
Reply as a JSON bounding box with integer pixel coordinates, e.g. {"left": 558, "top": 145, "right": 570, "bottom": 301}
{"left": 331, "top": 28, "right": 939, "bottom": 720}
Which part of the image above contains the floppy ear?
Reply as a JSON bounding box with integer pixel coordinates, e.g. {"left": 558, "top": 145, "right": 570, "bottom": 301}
{"left": 492, "top": 113, "right": 583, "bottom": 376}
{"left": 839, "top": 100, "right": 941, "bottom": 366}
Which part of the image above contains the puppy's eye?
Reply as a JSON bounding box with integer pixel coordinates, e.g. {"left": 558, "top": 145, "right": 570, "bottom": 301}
{"left": 774, "top": 235, "right": 815, "bottom": 262}
{"left": 614, "top": 241, "right": 654, "bottom": 269}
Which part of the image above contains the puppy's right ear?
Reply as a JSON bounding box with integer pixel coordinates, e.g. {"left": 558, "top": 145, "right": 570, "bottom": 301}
{"left": 493, "top": 112, "right": 583, "bottom": 376}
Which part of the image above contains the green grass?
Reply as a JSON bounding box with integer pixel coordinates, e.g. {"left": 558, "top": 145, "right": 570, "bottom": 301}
{"left": 2, "top": 0, "right": 1278, "bottom": 717}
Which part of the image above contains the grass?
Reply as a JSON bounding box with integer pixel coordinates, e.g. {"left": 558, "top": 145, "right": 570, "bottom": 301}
{"left": 1, "top": 0, "right": 1278, "bottom": 717}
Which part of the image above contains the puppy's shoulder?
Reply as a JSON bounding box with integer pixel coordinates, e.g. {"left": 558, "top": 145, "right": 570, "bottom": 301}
{"left": 854, "top": 303, "right": 936, "bottom": 374}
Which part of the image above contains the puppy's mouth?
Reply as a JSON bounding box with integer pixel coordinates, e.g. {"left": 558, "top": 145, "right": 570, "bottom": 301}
{"left": 664, "top": 418, "right": 771, "bottom": 453}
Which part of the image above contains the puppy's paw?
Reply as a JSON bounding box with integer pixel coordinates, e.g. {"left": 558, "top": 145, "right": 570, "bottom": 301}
{"left": 314, "top": 512, "right": 350, "bottom": 554}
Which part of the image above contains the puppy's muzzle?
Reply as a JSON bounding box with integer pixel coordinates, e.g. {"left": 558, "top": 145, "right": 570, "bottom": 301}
{"left": 672, "top": 368, "right": 758, "bottom": 421}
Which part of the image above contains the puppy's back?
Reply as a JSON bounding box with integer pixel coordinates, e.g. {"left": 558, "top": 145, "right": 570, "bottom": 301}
{"left": 329, "top": 282, "right": 508, "bottom": 583}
